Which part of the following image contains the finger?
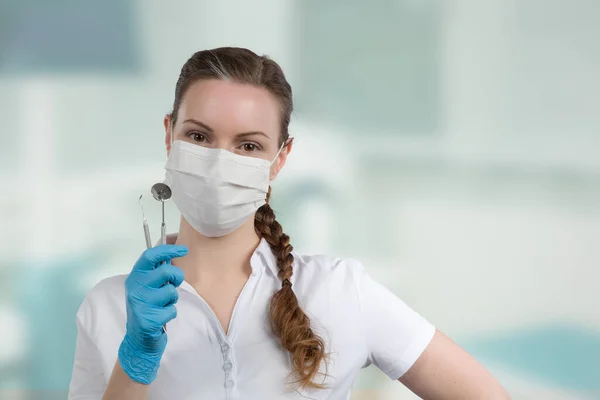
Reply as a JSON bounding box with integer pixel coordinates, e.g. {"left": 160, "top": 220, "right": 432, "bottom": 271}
{"left": 166, "top": 264, "right": 185, "bottom": 287}
{"left": 144, "top": 284, "right": 179, "bottom": 307}
{"left": 145, "top": 245, "right": 188, "bottom": 265}
{"left": 155, "top": 305, "right": 178, "bottom": 326}
{"left": 141, "top": 306, "right": 176, "bottom": 332}
{"left": 133, "top": 245, "right": 188, "bottom": 271}
{"left": 142, "top": 263, "right": 185, "bottom": 288}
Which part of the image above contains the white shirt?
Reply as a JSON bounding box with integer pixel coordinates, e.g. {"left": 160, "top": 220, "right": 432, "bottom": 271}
{"left": 69, "top": 239, "right": 435, "bottom": 400}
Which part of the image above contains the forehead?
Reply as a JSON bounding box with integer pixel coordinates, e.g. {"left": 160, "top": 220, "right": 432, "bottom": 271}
{"left": 177, "top": 79, "right": 281, "bottom": 137}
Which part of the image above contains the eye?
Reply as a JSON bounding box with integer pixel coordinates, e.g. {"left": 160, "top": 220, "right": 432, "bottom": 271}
{"left": 185, "top": 131, "right": 208, "bottom": 143}
{"left": 241, "top": 142, "right": 261, "bottom": 152}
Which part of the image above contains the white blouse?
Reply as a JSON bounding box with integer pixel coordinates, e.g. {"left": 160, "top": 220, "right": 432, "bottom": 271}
{"left": 69, "top": 239, "right": 435, "bottom": 400}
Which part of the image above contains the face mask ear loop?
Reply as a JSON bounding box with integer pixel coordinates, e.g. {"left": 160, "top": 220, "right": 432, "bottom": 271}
{"left": 169, "top": 114, "right": 176, "bottom": 147}
{"left": 269, "top": 137, "right": 293, "bottom": 166}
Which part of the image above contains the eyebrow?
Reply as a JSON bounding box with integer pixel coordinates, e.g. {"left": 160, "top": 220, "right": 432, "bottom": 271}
{"left": 182, "top": 118, "right": 213, "bottom": 132}
{"left": 182, "top": 118, "right": 271, "bottom": 140}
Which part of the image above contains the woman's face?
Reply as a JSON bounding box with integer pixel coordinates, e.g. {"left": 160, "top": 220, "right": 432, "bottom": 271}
{"left": 164, "top": 79, "right": 291, "bottom": 180}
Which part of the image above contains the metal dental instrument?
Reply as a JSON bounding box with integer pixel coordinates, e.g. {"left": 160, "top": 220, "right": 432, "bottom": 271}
{"left": 138, "top": 195, "right": 153, "bottom": 249}
{"left": 142, "top": 183, "right": 172, "bottom": 334}
{"left": 151, "top": 183, "right": 172, "bottom": 246}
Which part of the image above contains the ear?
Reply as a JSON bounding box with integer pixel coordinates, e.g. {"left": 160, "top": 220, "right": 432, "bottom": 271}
{"left": 164, "top": 114, "right": 173, "bottom": 156}
{"left": 270, "top": 139, "right": 293, "bottom": 181}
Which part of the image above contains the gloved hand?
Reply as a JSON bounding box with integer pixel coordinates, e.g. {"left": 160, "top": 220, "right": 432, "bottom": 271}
{"left": 118, "top": 245, "right": 188, "bottom": 385}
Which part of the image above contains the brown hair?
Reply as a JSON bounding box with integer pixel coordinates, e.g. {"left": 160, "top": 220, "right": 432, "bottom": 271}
{"left": 170, "top": 47, "right": 326, "bottom": 389}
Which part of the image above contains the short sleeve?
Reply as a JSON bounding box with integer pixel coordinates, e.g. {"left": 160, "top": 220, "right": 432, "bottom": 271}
{"left": 355, "top": 261, "right": 436, "bottom": 380}
{"left": 68, "top": 297, "right": 107, "bottom": 400}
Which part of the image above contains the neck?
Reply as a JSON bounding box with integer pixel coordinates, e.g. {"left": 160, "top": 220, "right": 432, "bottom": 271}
{"left": 173, "top": 216, "right": 261, "bottom": 285}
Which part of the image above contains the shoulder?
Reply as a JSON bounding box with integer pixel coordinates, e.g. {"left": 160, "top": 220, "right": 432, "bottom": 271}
{"left": 85, "top": 274, "right": 127, "bottom": 305}
{"left": 289, "top": 252, "right": 368, "bottom": 306}
{"left": 291, "top": 252, "right": 366, "bottom": 284}
{"left": 76, "top": 274, "right": 128, "bottom": 329}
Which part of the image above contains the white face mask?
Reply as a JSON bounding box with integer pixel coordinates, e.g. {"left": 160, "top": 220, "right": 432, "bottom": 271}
{"left": 164, "top": 140, "right": 284, "bottom": 237}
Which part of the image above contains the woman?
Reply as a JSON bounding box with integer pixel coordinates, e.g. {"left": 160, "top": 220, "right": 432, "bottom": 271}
{"left": 69, "top": 48, "right": 510, "bottom": 400}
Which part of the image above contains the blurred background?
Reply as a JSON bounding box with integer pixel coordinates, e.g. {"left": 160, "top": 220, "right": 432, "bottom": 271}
{"left": 0, "top": 0, "right": 599, "bottom": 399}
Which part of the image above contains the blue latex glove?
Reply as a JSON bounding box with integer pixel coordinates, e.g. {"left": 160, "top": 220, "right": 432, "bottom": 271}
{"left": 118, "top": 245, "right": 188, "bottom": 384}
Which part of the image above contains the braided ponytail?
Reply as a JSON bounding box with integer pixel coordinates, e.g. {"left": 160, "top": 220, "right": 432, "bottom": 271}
{"left": 255, "top": 188, "right": 327, "bottom": 389}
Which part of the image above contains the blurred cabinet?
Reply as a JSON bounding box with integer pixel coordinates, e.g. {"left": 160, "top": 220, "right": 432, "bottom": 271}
{"left": 0, "top": 0, "right": 139, "bottom": 74}
{"left": 294, "top": 0, "right": 442, "bottom": 136}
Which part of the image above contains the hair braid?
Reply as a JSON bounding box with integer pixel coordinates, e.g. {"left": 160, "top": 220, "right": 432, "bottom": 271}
{"left": 254, "top": 188, "right": 327, "bottom": 389}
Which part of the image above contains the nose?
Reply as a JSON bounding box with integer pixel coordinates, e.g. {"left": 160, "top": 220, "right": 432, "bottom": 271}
{"left": 214, "top": 139, "right": 231, "bottom": 150}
